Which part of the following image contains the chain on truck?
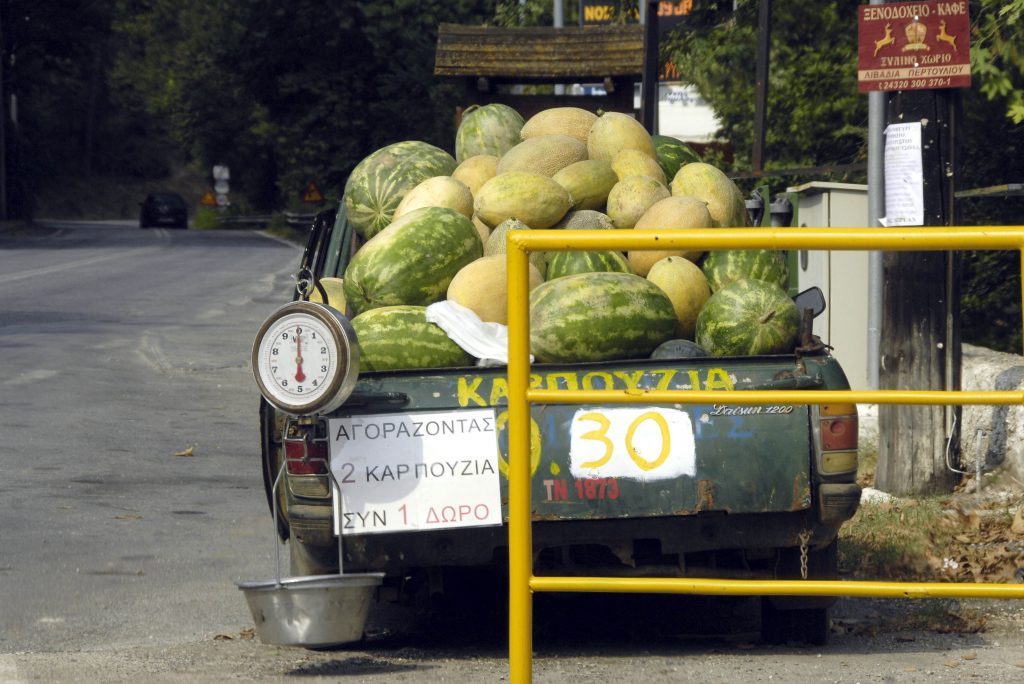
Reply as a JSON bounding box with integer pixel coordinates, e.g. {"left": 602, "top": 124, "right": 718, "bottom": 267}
{"left": 250, "top": 189, "right": 862, "bottom": 646}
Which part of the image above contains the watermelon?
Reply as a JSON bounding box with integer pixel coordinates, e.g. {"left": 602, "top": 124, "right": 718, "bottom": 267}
{"left": 351, "top": 306, "right": 474, "bottom": 371}
{"left": 545, "top": 250, "right": 633, "bottom": 280}
{"left": 701, "top": 249, "right": 789, "bottom": 293}
{"left": 343, "top": 207, "right": 482, "bottom": 315}
{"left": 530, "top": 272, "right": 677, "bottom": 363}
{"left": 695, "top": 279, "right": 800, "bottom": 357}
{"left": 455, "top": 103, "right": 525, "bottom": 163}
{"left": 343, "top": 141, "right": 457, "bottom": 239}
{"left": 652, "top": 134, "right": 702, "bottom": 181}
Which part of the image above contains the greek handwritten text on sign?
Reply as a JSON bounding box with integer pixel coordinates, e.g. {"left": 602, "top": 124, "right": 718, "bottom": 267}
{"left": 329, "top": 409, "right": 502, "bottom": 535}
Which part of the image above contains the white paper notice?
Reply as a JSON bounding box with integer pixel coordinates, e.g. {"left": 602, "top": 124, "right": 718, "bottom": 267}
{"left": 882, "top": 122, "right": 924, "bottom": 227}
{"left": 328, "top": 409, "right": 502, "bottom": 535}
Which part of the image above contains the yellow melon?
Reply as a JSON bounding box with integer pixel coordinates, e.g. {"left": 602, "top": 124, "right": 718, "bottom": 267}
{"left": 484, "top": 218, "right": 546, "bottom": 277}
{"left": 447, "top": 254, "right": 543, "bottom": 325}
{"left": 611, "top": 149, "right": 666, "bottom": 184}
{"left": 471, "top": 214, "right": 491, "bottom": 245}
{"left": 496, "top": 134, "right": 588, "bottom": 177}
{"left": 554, "top": 210, "right": 615, "bottom": 230}
{"left": 452, "top": 155, "right": 499, "bottom": 197}
{"left": 392, "top": 176, "right": 473, "bottom": 221}
{"left": 628, "top": 195, "right": 713, "bottom": 276}
{"left": 605, "top": 175, "right": 670, "bottom": 229}
{"left": 587, "top": 111, "right": 657, "bottom": 162}
{"left": 670, "top": 162, "right": 749, "bottom": 227}
{"left": 520, "top": 107, "right": 598, "bottom": 143}
{"left": 551, "top": 159, "right": 618, "bottom": 211}
{"left": 308, "top": 277, "right": 347, "bottom": 313}
{"left": 646, "top": 256, "right": 711, "bottom": 339}
{"left": 474, "top": 171, "right": 573, "bottom": 229}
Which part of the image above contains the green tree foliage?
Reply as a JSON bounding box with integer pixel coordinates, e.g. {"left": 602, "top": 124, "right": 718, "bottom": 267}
{"left": 663, "top": 0, "right": 867, "bottom": 176}
{"left": 972, "top": 0, "right": 1024, "bottom": 123}
{"left": 111, "top": 0, "right": 494, "bottom": 210}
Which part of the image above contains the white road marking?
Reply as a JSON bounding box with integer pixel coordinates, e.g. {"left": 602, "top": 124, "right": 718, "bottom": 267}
{"left": 0, "top": 248, "right": 159, "bottom": 286}
{"left": 4, "top": 369, "right": 59, "bottom": 386}
{"left": 248, "top": 229, "right": 303, "bottom": 249}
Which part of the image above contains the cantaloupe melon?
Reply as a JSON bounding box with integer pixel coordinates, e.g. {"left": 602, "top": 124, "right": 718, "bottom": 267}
{"left": 496, "top": 135, "right": 588, "bottom": 177}
{"left": 484, "top": 218, "right": 547, "bottom": 277}
{"left": 497, "top": 135, "right": 589, "bottom": 178}
{"left": 551, "top": 159, "right": 618, "bottom": 211}
{"left": 670, "top": 162, "right": 749, "bottom": 227}
{"left": 474, "top": 171, "right": 573, "bottom": 229}
{"left": 587, "top": 112, "right": 657, "bottom": 162}
{"left": 520, "top": 107, "right": 598, "bottom": 144}
{"left": 308, "top": 277, "right": 347, "bottom": 313}
{"left": 628, "top": 196, "right": 713, "bottom": 276}
{"left": 471, "top": 214, "right": 491, "bottom": 245}
{"left": 447, "top": 254, "right": 543, "bottom": 325}
{"left": 646, "top": 256, "right": 711, "bottom": 339}
{"left": 611, "top": 149, "right": 666, "bottom": 184}
{"left": 554, "top": 210, "right": 615, "bottom": 230}
{"left": 392, "top": 176, "right": 473, "bottom": 221}
{"left": 606, "top": 175, "right": 670, "bottom": 229}
{"left": 452, "top": 155, "right": 499, "bottom": 197}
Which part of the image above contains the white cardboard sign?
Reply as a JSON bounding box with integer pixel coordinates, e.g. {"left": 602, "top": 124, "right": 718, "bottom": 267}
{"left": 328, "top": 409, "right": 502, "bottom": 535}
{"left": 569, "top": 406, "right": 696, "bottom": 481}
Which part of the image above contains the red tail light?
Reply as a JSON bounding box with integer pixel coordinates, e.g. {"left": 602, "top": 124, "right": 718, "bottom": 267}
{"left": 284, "top": 435, "right": 329, "bottom": 475}
{"left": 820, "top": 414, "right": 858, "bottom": 451}
{"left": 818, "top": 403, "right": 858, "bottom": 475}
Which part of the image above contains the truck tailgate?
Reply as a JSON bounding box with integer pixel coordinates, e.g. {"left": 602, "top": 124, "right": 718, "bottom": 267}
{"left": 329, "top": 355, "right": 837, "bottom": 525}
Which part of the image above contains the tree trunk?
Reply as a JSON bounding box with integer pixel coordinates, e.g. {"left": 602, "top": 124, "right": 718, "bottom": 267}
{"left": 876, "top": 88, "right": 962, "bottom": 496}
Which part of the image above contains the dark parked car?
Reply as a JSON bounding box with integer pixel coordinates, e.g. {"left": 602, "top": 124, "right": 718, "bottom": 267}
{"left": 139, "top": 192, "right": 188, "bottom": 229}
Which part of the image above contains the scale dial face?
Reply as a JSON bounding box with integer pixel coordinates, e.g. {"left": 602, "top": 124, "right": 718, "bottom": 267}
{"left": 252, "top": 302, "right": 357, "bottom": 415}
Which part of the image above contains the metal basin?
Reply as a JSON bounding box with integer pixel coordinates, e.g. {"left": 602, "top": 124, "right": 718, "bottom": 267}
{"left": 238, "top": 572, "right": 384, "bottom": 647}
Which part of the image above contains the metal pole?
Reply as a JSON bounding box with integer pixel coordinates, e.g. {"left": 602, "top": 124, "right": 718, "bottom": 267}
{"left": 865, "top": 0, "right": 885, "bottom": 391}
{"left": 553, "top": 1, "right": 565, "bottom": 95}
{"left": 506, "top": 238, "right": 533, "bottom": 684}
{"left": 641, "top": 1, "right": 659, "bottom": 132}
{"left": 751, "top": 0, "right": 772, "bottom": 174}
{"left": 0, "top": 6, "right": 7, "bottom": 222}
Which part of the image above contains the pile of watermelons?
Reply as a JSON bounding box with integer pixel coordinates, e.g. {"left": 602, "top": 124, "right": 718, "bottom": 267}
{"left": 331, "top": 103, "right": 799, "bottom": 371}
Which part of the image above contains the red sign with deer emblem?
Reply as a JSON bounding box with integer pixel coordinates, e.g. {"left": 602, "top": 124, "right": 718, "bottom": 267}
{"left": 857, "top": 1, "right": 970, "bottom": 93}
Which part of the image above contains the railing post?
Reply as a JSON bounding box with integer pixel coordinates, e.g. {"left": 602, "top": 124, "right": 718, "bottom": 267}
{"left": 506, "top": 236, "right": 533, "bottom": 684}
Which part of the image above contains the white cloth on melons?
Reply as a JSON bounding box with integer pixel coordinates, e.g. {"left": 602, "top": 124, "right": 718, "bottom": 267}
{"left": 425, "top": 300, "right": 533, "bottom": 367}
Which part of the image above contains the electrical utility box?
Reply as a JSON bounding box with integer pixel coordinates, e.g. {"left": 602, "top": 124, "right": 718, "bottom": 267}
{"left": 788, "top": 182, "right": 870, "bottom": 390}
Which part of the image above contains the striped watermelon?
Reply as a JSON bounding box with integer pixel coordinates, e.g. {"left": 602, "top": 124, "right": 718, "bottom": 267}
{"left": 652, "top": 134, "right": 701, "bottom": 181}
{"left": 343, "top": 141, "right": 457, "bottom": 239}
{"left": 455, "top": 103, "right": 524, "bottom": 163}
{"left": 351, "top": 306, "right": 474, "bottom": 371}
{"left": 530, "top": 272, "right": 676, "bottom": 363}
{"left": 702, "top": 249, "right": 789, "bottom": 293}
{"left": 545, "top": 250, "right": 633, "bottom": 280}
{"left": 695, "top": 279, "right": 800, "bottom": 357}
{"left": 343, "top": 207, "right": 482, "bottom": 315}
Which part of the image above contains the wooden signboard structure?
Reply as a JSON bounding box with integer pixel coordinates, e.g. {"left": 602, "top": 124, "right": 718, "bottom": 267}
{"left": 433, "top": 23, "right": 644, "bottom": 124}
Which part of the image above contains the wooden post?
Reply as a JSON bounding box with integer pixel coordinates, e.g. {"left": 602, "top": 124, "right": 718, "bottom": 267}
{"left": 876, "top": 88, "right": 962, "bottom": 495}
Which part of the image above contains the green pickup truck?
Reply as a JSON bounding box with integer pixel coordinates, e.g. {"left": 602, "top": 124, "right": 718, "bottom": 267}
{"left": 256, "top": 208, "right": 861, "bottom": 645}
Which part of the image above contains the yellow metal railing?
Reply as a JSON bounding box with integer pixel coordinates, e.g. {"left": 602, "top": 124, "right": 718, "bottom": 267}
{"left": 505, "top": 226, "right": 1024, "bottom": 683}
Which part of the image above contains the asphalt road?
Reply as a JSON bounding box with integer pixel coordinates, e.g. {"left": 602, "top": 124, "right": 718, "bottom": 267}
{"left": 2, "top": 221, "right": 1024, "bottom": 683}
{"left": 0, "top": 221, "right": 300, "bottom": 652}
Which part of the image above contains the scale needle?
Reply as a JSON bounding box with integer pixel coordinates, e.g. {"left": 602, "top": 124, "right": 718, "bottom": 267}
{"left": 294, "top": 328, "right": 306, "bottom": 383}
